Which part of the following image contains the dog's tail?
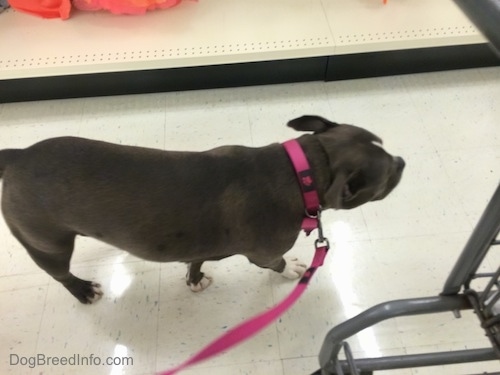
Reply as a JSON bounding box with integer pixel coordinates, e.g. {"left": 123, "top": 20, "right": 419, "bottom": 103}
{"left": 0, "top": 149, "right": 22, "bottom": 178}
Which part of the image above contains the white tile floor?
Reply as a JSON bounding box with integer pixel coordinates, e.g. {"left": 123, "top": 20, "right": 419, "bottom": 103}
{"left": 0, "top": 67, "right": 499, "bottom": 375}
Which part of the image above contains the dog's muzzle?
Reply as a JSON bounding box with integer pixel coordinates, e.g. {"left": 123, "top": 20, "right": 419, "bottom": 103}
{"left": 394, "top": 156, "right": 405, "bottom": 172}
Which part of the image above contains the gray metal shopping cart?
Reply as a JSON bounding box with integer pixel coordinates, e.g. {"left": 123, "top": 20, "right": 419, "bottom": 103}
{"left": 314, "top": 182, "right": 500, "bottom": 374}
{"left": 314, "top": 3, "right": 500, "bottom": 373}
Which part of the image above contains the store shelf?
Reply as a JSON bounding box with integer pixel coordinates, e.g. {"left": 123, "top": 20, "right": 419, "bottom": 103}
{"left": 325, "top": 0, "right": 486, "bottom": 54}
{"left": 0, "top": 0, "right": 335, "bottom": 79}
{"left": 0, "top": 0, "right": 498, "bottom": 102}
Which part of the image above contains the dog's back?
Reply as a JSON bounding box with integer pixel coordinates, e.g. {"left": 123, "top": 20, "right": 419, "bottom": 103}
{"left": 0, "top": 148, "right": 22, "bottom": 178}
{"left": 0, "top": 137, "right": 302, "bottom": 263}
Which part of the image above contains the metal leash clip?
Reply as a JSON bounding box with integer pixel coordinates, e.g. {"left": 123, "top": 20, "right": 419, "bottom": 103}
{"left": 314, "top": 208, "right": 330, "bottom": 250}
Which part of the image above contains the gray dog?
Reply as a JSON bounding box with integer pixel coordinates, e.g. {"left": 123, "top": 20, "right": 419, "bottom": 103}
{"left": 0, "top": 115, "right": 404, "bottom": 304}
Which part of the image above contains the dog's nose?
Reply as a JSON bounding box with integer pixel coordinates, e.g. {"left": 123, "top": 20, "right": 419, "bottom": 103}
{"left": 394, "top": 156, "right": 405, "bottom": 171}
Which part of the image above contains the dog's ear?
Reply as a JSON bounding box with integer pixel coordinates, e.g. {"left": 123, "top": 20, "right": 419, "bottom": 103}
{"left": 287, "top": 115, "right": 339, "bottom": 134}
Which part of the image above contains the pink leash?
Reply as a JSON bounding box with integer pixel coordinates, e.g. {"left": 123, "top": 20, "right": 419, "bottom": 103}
{"left": 159, "top": 139, "right": 330, "bottom": 375}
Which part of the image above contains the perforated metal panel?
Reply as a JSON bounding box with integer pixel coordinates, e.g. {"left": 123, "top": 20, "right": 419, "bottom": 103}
{"left": 335, "top": 25, "right": 479, "bottom": 50}
{"left": 0, "top": 0, "right": 486, "bottom": 79}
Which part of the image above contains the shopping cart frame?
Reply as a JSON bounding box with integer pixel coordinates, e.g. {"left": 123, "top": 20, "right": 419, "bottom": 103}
{"left": 314, "top": 183, "right": 500, "bottom": 374}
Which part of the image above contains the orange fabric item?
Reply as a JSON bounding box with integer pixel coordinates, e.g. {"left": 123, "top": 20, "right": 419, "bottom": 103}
{"left": 9, "top": 0, "right": 71, "bottom": 18}
{"left": 73, "top": 0, "right": 181, "bottom": 15}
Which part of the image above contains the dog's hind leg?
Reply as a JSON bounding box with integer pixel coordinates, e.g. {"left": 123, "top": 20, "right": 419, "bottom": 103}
{"left": 186, "top": 261, "right": 213, "bottom": 292}
{"left": 247, "top": 255, "right": 307, "bottom": 279}
{"left": 10, "top": 228, "right": 103, "bottom": 304}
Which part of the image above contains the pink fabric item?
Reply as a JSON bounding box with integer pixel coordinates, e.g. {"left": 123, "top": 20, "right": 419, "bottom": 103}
{"left": 72, "top": 0, "right": 181, "bottom": 15}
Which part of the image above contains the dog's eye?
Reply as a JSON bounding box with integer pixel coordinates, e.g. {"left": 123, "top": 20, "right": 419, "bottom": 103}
{"left": 343, "top": 184, "right": 353, "bottom": 200}
{"left": 347, "top": 173, "right": 366, "bottom": 195}
{"left": 342, "top": 173, "right": 366, "bottom": 202}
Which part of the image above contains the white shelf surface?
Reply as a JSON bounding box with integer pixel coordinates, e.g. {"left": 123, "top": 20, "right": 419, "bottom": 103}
{"left": 0, "top": 0, "right": 487, "bottom": 80}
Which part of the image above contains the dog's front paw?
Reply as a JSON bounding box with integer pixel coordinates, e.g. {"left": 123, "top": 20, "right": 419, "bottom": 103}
{"left": 189, "top": 275, "right": 213, "bottom": 292}
{"left": 280, "top": 257, "right": 307, "bottom": 279}
{"left": 86, "top": 282, "right": 104, "bottom": 303}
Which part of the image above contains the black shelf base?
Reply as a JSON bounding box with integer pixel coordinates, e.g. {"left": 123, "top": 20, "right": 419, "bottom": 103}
{"left": 1, "top": 43, "right": 498, "bottom": 103}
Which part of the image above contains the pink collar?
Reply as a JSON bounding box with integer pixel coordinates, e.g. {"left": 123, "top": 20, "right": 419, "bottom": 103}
{"left": 282, "top": 139, "right": 321, "bottom": 235}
